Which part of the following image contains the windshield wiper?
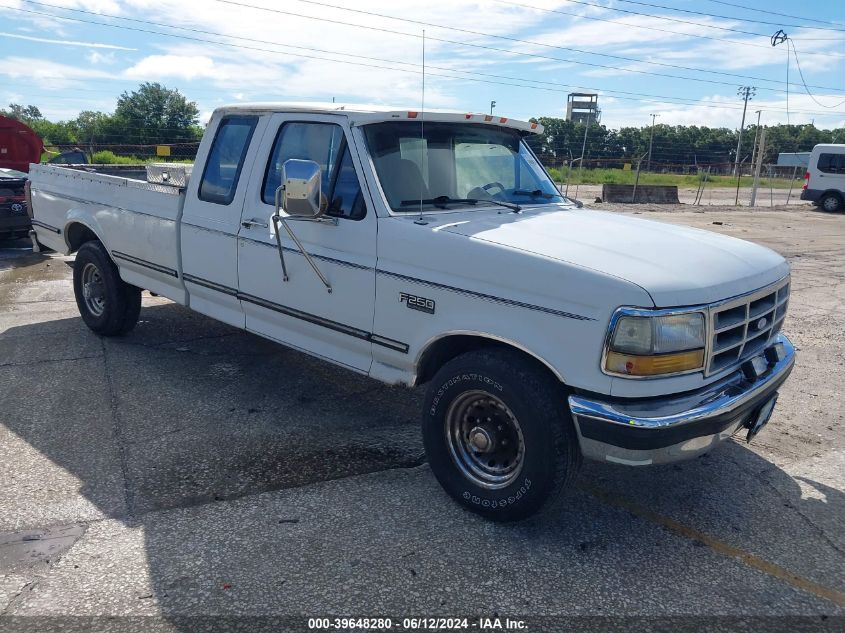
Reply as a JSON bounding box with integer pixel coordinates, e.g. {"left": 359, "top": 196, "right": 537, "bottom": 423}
{"left": 400, "top": 195, "right": 521, "bottom": 213}
{"left": 477, "top": 198, "right": 522, "bottom": 213}
{"left": 512, "top": 189, "right": 556, "bottom": 199}
{"left": 400, "top": 196, "right": 477, "bottom": 209}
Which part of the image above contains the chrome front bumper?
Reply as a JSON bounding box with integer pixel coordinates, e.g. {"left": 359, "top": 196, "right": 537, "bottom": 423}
{"left": 568, "top": 334, "right": 795, "bottom": 466}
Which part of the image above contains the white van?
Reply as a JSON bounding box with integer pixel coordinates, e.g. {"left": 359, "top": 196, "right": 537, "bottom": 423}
{"left": 801, "top": 143, "right": 845, "bottom": 212}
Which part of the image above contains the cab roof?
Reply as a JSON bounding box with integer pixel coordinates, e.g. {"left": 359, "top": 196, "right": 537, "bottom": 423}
{"left": 213, "top": 102, "right": 543, "bottom": 134}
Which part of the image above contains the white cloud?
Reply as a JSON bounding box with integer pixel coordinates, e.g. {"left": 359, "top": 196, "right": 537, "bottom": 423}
{"left": 2, "top": 0, "right": 843, "bottom": 129}
{"left": 0, "top": 56, "right": 115, "bottom": 87}
{"left": 600, "top": 92, "right": 845, "bottom": 130}
{"left": 87, "top": 50, "right": 117, "bottom": 64}
{"left": 124, "top": 54, "right": 218, "bottom": 80}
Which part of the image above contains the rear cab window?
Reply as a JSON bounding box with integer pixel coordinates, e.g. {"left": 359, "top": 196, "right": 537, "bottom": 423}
{"left": 199, "top": 116, "right": 258, "bottom": 205}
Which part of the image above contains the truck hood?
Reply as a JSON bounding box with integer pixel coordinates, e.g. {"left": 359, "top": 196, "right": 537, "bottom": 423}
{"left": 441, "top": 207, "right": 789, "bottom": 307}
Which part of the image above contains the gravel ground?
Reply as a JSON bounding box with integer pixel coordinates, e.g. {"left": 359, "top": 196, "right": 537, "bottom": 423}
{"left": 0, "top": 201, "right": 843, "bottom": 631}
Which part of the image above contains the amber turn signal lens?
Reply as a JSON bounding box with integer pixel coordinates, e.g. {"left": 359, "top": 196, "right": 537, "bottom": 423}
{"left": 605, "top": 349, "right": 705, "bottom": 376}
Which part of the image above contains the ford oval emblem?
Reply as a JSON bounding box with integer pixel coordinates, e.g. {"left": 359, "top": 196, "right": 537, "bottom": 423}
{"left": 756, "top": 317, "right": 768, "bottom": 330}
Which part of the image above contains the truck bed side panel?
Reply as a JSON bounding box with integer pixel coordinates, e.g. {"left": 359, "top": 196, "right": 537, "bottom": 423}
{"left": 28, "top": 165, "right": 187, "bottom": 303}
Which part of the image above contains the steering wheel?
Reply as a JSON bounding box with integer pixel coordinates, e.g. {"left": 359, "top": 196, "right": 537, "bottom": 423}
{"left": 481, "top": 182, "right": 506, "bottom": 197}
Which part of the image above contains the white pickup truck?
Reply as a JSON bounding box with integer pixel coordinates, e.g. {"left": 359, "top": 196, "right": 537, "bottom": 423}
{"left": 28, "top": 103, "right": 795, "bottom": 521}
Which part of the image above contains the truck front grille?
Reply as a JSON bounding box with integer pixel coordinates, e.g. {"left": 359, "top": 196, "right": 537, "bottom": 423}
{"left": 706, "top": 277, "right": 790, "bottom": 375}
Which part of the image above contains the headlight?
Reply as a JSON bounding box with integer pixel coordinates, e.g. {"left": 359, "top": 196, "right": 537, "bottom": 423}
{"left": 604, "top": 311, "right": 706, "bottom": 377}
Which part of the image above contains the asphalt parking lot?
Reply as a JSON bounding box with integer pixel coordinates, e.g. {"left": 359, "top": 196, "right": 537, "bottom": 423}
{"left": 1, "top": 205, "right": 844, "bottom": 629}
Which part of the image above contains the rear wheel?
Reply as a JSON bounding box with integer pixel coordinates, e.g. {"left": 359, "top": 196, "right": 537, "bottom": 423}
{"left": 422, "top": 348, "right": 581, "bottom": 521}
{"left": 72, "top": 241, "right": 141, "bottom": 336}
{"left": 820, "top": 193, "right": 842, "bottom": 213}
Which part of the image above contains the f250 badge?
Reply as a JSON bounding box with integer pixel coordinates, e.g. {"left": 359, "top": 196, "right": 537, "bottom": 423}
{"left": 399, "top": 292, "right": 435, "bottom": 314}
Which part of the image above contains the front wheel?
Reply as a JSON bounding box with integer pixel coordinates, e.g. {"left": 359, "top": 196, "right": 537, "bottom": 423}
{"left": 72, "top": 241, "right": 142, "bottom": 336}
{"left": 422, "top": 348, "right": 581, "bottom": 521}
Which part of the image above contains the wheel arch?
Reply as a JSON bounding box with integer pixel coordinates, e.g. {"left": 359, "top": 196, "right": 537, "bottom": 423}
{"left": 414, "top": 331, "right": 566, "bottom": 387}
{"left": 820, "top": 189, "right": 844, "bottom": 201}
{"left": 64, "top": 220, "right": 104, "bottom": 254}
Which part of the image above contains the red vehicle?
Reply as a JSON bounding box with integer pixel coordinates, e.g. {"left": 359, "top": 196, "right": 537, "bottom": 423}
{"left": 0, "top": 116, "right": 43, "bottom": 240}
{"left": 0, "top": 115, "right": 44, "bottom": 173}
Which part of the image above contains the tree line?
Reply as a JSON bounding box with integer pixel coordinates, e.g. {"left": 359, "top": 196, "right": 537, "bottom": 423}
{"left": 526, "top": 117, "right": 843, "bottom": 170}
{"left": 1, "top": 83, "right": 203, "bottom": 149}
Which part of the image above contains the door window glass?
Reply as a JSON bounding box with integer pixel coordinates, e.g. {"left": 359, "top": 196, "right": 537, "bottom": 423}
{"left": 262, "top": 122, "right": 366, "bottom": 220}
{"left": 198, "top": 116, "right": 258, "bottom": 205}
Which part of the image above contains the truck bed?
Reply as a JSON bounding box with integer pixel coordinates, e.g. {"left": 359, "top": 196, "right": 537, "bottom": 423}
{"left": 28, "top": 163, "right": 189, "bottom": 302}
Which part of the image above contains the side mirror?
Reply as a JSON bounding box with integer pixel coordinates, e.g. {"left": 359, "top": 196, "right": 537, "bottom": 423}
{"left": 279, "top": 159, "right": 323, "bottom": 218}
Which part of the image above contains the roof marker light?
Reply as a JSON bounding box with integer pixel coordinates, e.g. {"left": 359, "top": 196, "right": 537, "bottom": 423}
{"left": 465, "top": 113, "right": 473, "bottom": 119}
{"left": 407, "top": 111, "right": 418, "bottom": 118}
{"left": 484, "top": 115, "right": 493, "bottom": 122}
{"left": 530, "top": 122, "right": 538, "bottom": 129}
{"left": 499, "top": 117, "right": 508, "bottom": 123}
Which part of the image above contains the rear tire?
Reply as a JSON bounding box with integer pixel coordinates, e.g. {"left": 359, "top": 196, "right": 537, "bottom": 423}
{"left": 72, "top": 241, "right": 141, "bottom": 336}
{"left": 820, "top": 193, "right": 842, "bottom": 213}
{"left": 422, "top": 348, "right": 581, "bottom": 521}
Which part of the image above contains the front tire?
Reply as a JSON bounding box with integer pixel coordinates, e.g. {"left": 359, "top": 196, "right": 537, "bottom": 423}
{"left": 422, "top": 348, "right": 581, "bottom": 521}
{"left": 820, "top": 193, "right": 842, "bottom": 213}
{"left": 72, "top": 241, "right": 141, "bottom": 336}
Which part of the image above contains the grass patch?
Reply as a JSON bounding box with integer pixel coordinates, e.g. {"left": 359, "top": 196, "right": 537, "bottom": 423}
{"left": 546, "top": 167, "right": 799, "bottom": 189}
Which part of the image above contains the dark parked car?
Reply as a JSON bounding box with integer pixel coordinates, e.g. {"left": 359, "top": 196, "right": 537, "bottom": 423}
{"left": 0, "top": 168, "right": 30, "bottom": 240}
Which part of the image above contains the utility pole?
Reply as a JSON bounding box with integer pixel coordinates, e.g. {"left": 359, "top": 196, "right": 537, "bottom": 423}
{"left": 573, "top": 112, "right": 592, "bottom": 202}
{"left": 749, "top": 109, "right": 762, "bottom": 174}
{"left": 490, "top": 100, "right": 496, "bottom": 115}
{"left": 646, "top": 113, "right": 659, "bottom": 172}
{"left": 734, "top": 86, "right": 756, "bottom": 176}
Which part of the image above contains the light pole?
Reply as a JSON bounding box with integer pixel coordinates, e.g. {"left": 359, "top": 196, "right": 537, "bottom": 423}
{"left": 490, "top": 100, "right": 496, "bottom": 115}
{"left": 749, "top": 109, "right": 762, "bottom": 175}
{"left": 734, "top": 86, "right": 756, "bottom": 176}
{"left": 647, "top": 113, "right": 659, "bottom": 172}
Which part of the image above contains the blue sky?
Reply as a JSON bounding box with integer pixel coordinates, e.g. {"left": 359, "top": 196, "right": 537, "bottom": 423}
{"left": 1, "top": 0, "right": 843, "bottom": 130}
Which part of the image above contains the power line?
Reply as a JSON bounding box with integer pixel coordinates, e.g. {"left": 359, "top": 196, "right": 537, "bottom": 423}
{"left": 703, "top": 0, "right": 845, "bottom": 28}
{"left": 612, "top": 0, "right": 845, "bottom": 32}
{"left": 11, "top": 0, "right": 845, "bottom": 97}
{"left": 788, "top": 40, "right": 845, "bottom": 109}
{"left": 11, "top": 74, "right": 838, "bottom": 117}
{"left": 0, "top": 6, "right": 802, "bottom": 115}
{"left": 490, "top": 0, "right": 845, "bottom": 57}
{"left": 214, "top": 0, "right": 845, "bottom": 93}
{"left": 490, "top": 0, "right": 845, "bottom": 58}
{"left": 496, "top": 0, "right": 767, "bottom": 38}
{"left": 9, "top": 80, "right": 843, "bottom": 123}
{"left": 11, "top": 0, "right": 842, "bottom": 107}
{"left": 0, "top": 6, "right": 827, "bottom": 112}
{"left": 489, "top": 0, "right": 770, "bottom": 50}
{"left": 4, "top": 3, "right": 844, "bottom": 120}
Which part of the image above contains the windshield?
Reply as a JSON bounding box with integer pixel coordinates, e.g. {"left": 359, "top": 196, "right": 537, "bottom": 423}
{"left": 363, "top": 122, "right": 564, "bottom": 212}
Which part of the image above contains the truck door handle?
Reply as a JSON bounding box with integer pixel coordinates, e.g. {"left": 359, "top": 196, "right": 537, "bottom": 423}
{"left": 241, "top": 218, "right": 269, "bottom": 229}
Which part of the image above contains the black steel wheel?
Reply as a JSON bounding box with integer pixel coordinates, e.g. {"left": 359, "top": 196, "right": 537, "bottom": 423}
{"left": 72, "top": 240, "right": 141, "bottom": 336}
{"left": 423, "top": 348, "right": 581, "bottom": 521}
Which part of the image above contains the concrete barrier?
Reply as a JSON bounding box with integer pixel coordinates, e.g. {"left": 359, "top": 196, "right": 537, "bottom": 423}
{"left": 601, "top": 184, "right": 680, "bottom": 204}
